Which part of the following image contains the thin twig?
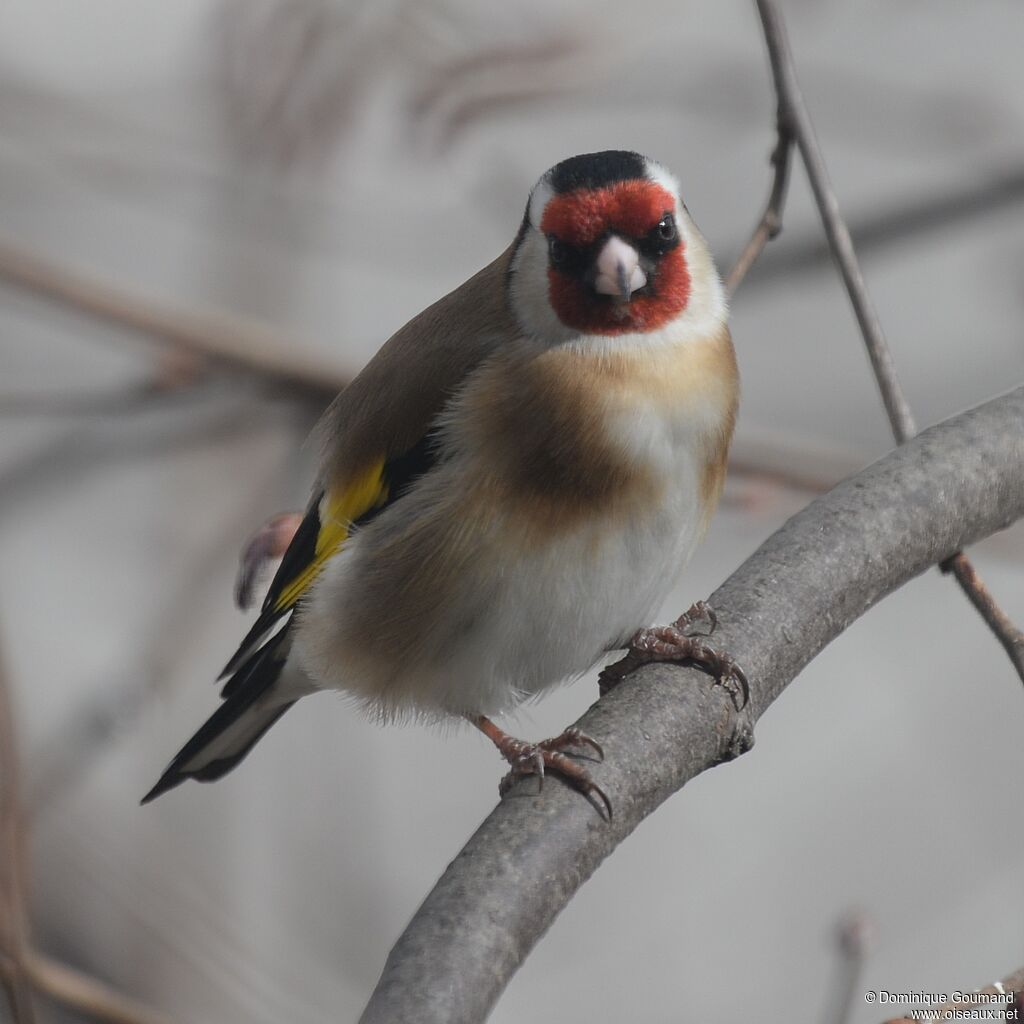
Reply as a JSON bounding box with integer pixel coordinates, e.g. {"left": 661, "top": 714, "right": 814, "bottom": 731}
{"left": 0, "top": 379, "right": 201, "bottom": 418}
{"left": 0, "top": 236, "right": 343, "bottom": 397}
{"left": 0, "top": 952, "right": 173, "bottom": 1024}
{"left": 728, "top": 427, "right": 868, "bottom": 495}
{"left": 737, "top": 0, "right": 1024, "bottom": 685}
{"left": 827, "top": 912, "right": 872, "bottom": 1024}
{"left": 942, "top": 553, "right": 1024, "bottom": 678}
{"left": 724, "top": 24, "right": 794, "bottom": 295}
{"left": 753, "top": 0, "right": 916, "bottom": 440}
{"left": 1, "top": 631, "right": 170, "bottom": 1024}
{"left": 742, "top": 164, "right": 1024, "bottom": 289}
{"left": 415, "top": 33, "right": 604, "bottom": 150}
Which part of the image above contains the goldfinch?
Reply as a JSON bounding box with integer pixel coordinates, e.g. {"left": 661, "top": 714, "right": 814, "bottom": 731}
{"left": 143, "top": 150, "right": 742, "bottom": 813}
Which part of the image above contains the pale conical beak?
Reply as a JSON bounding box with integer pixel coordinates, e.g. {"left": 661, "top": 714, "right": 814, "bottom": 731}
{"left": 593, "top": 235, "right": 647, "bottom": 302}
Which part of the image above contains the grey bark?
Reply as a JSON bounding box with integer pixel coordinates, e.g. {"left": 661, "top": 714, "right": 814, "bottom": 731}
{"left": 359, "top": 385, "right": 1024, "bottom": 1024}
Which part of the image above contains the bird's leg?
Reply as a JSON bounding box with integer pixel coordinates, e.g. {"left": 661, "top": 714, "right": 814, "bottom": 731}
{"left": 599, "top": 600, "right": 749, "bottom": 709}
{"left": 234, "top": 512, "right": 303, "bottom": 610}
{"left": 471, "top": 715, "right": 612, "bottom": 819}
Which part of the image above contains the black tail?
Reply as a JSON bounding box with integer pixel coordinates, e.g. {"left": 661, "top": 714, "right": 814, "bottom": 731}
{"left": 142, "top": 625, "right": 296, "bottom": 803}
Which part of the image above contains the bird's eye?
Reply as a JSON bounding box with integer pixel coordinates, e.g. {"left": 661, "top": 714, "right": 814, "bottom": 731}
{"left": 548, "top": 236, "right": 567, "bottom": 266}
{"left": 656, "top": 214, "right": 677, "bottom": 242}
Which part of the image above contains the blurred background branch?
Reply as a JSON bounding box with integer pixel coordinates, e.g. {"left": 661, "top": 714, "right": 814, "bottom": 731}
{"left": 0, "top": 237, "right": 345, "bottom": 396}
{"left": 0, "top": 633, "right": 170, "bottom": 1023}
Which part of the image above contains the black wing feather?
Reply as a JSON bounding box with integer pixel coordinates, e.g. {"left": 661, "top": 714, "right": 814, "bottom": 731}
{"left": 218, "top": 429, "right": 442, "bottom": 683}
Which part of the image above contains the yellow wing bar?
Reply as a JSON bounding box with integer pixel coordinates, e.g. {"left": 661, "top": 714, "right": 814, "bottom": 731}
{"left": 272, "top": 457, "right": 387, "bottom": 612}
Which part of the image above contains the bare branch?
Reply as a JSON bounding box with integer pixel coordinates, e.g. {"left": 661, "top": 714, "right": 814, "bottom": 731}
{"left": 941, "top": 553, "right": 1024, "bottom": 678}
{"left": 359, "top": 386, "right": 1024, "bottom": 1024}
{"left": 741, "top": 164, "right": 1024, "bottom": 290}
{"left": 0, "top": 378, "right": 202, "bottom": 418}
{"left": 0, "top": 634, "right": 173, "bottom": 1024}
{"left": 728, "top": 428, "right": 867, "bottom": 496}
{"left": 734, "top": 0, "right": 1024, "bottom": 685}
{"left": 827, "top": 912, "right": 873, "bottom": 1024}
{"left": 723, "top": 121, "right": 792, "bottom": 294}
{"left": 0, "top": 236, "right": 344, "bottom": 397}
{"left": 752, "top": 0, "right": 916, "bottom": 441}
{"left": 413, "top": 33, "right": 604, "bottom": 150}
{"left": 0, "top": 952, "right": 172, "bottom": 1024}
{"left": 724, "top": 6, "right": 795, "bottom": 296}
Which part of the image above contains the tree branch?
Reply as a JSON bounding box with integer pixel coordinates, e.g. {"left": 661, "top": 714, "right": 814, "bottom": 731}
{"left": 738, "top": 163, "right": 1024, "bottom": 291}
{"left": 359, "top": 385, "right": 1024, "bottom": 1024}
{"left": 723, "top": 7, "right": 794, "bottom": 295}
{"left": 752, "top": 0, "right": 916, "bottom": 441}
{"left": 0, "top": 629, "right": 175, "bottom": 1024}
{"left": 828, "top": 912, "right": 872, "bottom": 1024}
{"left": 734, "top": 0, "right": 1024, "bottom": 684}
{"left": 941, "top": 552, "right": 1024, "bottom": 679}
{"left": 0, "top": 236, "right": 344, "bottom": 397}
{"left": 0, "top": 952, "right": 172, "bottom": 1024}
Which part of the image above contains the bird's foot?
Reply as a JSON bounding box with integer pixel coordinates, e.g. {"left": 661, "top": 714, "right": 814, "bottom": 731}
{"left": 473, "top": 717, "right": 611, "bottom": 820}
{"left": 599, "top": 600, "right": 749, "bottom": 710}
{"left": 234, "top": 512, "right": 303, "bottom": 609}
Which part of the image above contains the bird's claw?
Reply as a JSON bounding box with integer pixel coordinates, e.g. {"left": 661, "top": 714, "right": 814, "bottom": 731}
{"left": 677, "top": 599, "right": 717, "bottom": 636}
{"left": 496, "top": 727, "right": 611, "bottom": 819}
{"left": 599, "top": 601, "right": 749, "bottom": 710}
{"left": 538, "top": 726, "right": 604, "bottom": 761}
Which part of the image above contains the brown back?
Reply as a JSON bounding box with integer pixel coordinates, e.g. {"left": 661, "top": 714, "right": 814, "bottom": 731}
{"left": 313, "top": 246, "right": 517, "bottom": 489}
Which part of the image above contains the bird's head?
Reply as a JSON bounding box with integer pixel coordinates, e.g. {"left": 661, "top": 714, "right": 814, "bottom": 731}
{"left": 508, "top": 150, "right": 725, "bottom": 346}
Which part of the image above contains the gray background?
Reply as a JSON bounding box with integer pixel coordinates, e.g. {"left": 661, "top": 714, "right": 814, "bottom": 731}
{"left": 1, "top": 1, "right": 1022, "bottom": 1021}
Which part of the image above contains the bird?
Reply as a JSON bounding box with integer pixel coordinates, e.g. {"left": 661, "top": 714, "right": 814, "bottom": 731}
{"left": 143, "top": 150, "right": 744, "bottom": 814}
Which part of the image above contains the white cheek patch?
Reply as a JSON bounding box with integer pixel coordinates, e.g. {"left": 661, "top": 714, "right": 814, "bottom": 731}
{"left": 643, "top": 158, "right": 682, "bottom": 201}
{"left": 528, "top": 178, "right": 554, "bottom": 231}
{"left": 509, "top": 227, "right": 578, "bottom": 344}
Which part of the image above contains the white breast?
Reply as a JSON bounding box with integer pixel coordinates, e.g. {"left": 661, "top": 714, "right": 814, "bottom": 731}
{"left": 509, "top": 398, "right": 707, "bottom": 675}
{"left": 294, "top": 396, "right": 709, "bottom": 721}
